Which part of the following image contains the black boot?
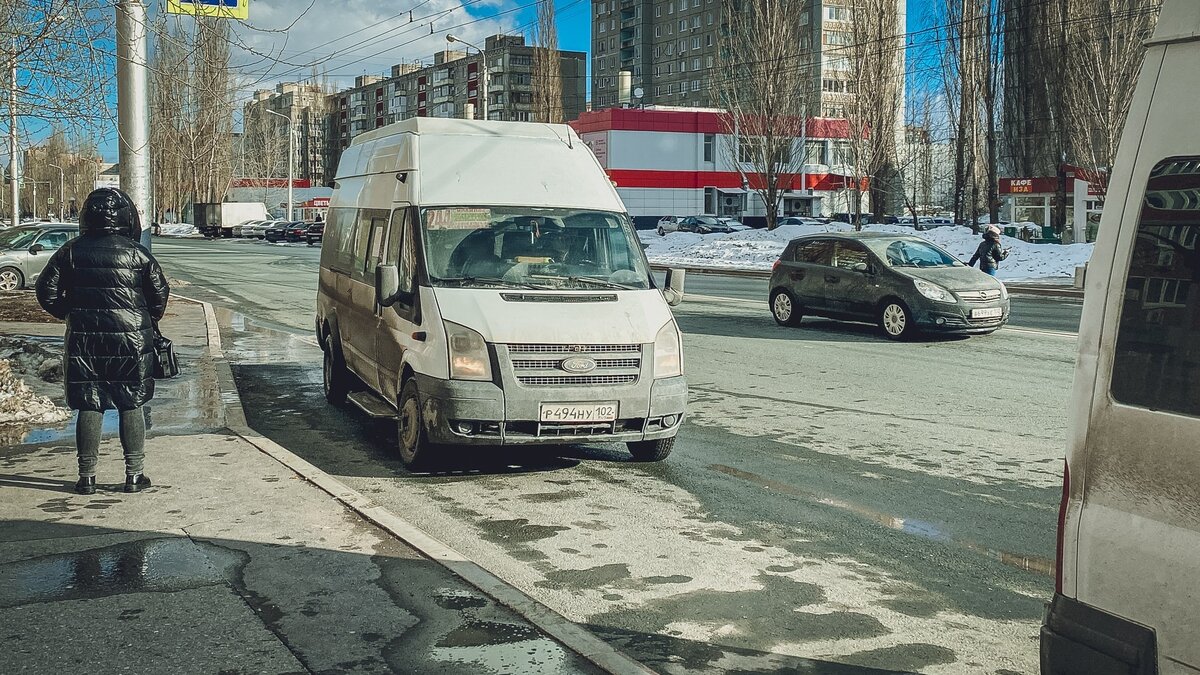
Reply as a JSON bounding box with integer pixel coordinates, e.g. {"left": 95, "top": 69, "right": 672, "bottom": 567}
{"left": 124, "top": 473, "right": 151, "bottom": 493}
{"left": 74, "top": 476, "right": 96, "bottom": 495}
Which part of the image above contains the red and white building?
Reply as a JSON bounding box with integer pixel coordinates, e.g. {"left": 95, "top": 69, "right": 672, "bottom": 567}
{"left": 569, "top": 107, "right": 866, "bottom": 227}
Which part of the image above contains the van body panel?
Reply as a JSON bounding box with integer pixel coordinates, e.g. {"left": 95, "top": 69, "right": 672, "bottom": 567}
{"left": 431, "top": 288, "right": 675, "bottom": 345}
{"left": 1049, "top": 10, "right": 1200, "bottom": 671}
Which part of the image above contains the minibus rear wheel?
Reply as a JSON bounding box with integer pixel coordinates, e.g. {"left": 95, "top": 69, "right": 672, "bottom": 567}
{"left": 628, "top": 436, "right": 674, "bottom": 462}
{"left": 322, "top": 346, "right": 351, "bottom": 404}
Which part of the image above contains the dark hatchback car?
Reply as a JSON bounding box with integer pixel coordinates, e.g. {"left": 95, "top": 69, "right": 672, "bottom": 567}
{"left": 265, "top": 221, "right": 304, "bottom": 243}
{"left": 769, "top": 232, "right": 1009, "bottom": 339}
{"left": 304, "top": 221, "right": 324, "bottom": 246}
{"left": 678, "top": 215, "right": 735, "bottom": 234}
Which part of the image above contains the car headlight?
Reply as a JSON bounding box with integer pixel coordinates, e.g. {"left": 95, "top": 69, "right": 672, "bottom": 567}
{"left": 914, "top": 278, "right": 955, "bottom": 303}
{"left": 998, "top": 282, "right": 1008, "bottom": 300}
{"left": 654, "top": 320, "right": 683, "bottom": 378}
{"left": 445, "top": 321, "right": 492, "bottom": 381}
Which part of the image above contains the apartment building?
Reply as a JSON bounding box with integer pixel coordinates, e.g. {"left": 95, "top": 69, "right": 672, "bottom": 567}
{"left": 591, "top": 0, "right": 905, "bottom": 118}
{"left": 327, "top": 35, "right": 587, "bottom": 176}
{"left": 242, "top": 82, "right": 333, "bottom": 185}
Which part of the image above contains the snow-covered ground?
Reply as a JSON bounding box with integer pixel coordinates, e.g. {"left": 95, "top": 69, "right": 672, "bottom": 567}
{"left": 640, "top": 222, "right": 1093, "bottom": 282}
{"left": 157, "top": 224, "right": 198, "bottom": 237}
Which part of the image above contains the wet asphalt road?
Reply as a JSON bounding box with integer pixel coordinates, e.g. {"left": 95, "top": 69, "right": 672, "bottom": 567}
{"left": 155, "top": 236, "right": 1074, "bottom": 674}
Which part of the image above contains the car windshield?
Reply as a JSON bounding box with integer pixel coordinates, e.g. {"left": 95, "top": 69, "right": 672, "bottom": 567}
{"left": 0, "top": 228, "right": 42, "bottom": 250}
{"left": 696, "top": 217, "right": 721, "bottom": 225}
{"left": 868, "top": 238, "right": 961, "bottom": 268}
{"left": 421, "top": 206, "right": 652, "bottom": 290}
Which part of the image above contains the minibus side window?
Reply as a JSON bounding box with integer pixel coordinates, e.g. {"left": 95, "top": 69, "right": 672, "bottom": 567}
{"left": 323, "top": 207, "right": 358, "bottom": 273}
{"left": 1111, "top": 156, "right": 1200, "bottom": 418}
{"left": 351, "top": 209, "right": 389, "bottom": 283}
{"left": 386, "top": 207, "right": 419, "bottom": 315}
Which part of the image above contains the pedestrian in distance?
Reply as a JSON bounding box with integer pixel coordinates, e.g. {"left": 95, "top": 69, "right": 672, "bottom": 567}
{"left": 35, "top": 187, "right": 171, "bottom": 495}
{"left": 967, "top": 225, "right": 1011, "bottom": 276}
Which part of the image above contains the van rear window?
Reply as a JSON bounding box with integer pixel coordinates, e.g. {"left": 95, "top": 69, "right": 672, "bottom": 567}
{"left": 1111, "top": 157, "right": 1200, "bottom": 417}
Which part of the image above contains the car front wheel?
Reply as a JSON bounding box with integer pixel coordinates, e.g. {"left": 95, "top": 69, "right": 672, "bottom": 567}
{"left": 770, "top": 289, "right": 803, "bottom": 327}
{"left": 628, "top": 436, "right": 674, "bottom": 462}
{"left": 880, "top": 300, "right": 915, "bottom": 340}
{"left": 0, "top": 266, "right": 24, "bottom": 291}
{"left": 657, "top": 227, "right": 665, "bottom": 236}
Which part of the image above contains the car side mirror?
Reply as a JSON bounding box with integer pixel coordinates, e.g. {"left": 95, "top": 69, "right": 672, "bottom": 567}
{"left": 28, "top": 243, "right": 44, "bottom": 254}
{"left": 663, "top": 268, "right": 685, "bottom": 306}
{"left": 851, "top": 262, "right": 869, "bottom": 273}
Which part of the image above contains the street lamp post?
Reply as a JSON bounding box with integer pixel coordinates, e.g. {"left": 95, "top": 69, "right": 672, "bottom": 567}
{"left": 265, "top": 109, "right": 294, "bottom": 221}
{"left": 446, "top": 35, "right": 487, "bottom": 121}
{"left": 48, "top": 162, "right": 63, "bottom": 219}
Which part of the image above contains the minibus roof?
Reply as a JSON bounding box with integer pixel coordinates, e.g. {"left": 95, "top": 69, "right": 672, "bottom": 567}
{"left": 1149, "top": 0, "right": 1200, "bottom": 45}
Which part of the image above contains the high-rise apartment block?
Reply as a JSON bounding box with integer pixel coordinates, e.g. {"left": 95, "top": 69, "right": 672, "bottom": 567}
{"left": 591, "top": 0, "right": 903, "bottom": 117}
{"left": 242, "top": 82, "right": 333, "bottom": 185}
{"left": 327, "top": 35, "right": 587, "bottom": 173}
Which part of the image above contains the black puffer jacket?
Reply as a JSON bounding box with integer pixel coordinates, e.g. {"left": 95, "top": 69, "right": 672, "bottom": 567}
{"left": 968, "top": 231, "right": 1009, "bottom": 273}
{"left": 35, "top": 188, "right": 170, "bottom": 411}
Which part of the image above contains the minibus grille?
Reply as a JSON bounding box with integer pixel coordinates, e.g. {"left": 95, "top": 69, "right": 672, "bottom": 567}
{"left": 505, "top": 343, "right": 643, "bottom": 387}
{"left": 516, "top": 374, "right": 638, "bottom": 387}
{"left": 508, "top": 344, "right": 642, "bottom": 354}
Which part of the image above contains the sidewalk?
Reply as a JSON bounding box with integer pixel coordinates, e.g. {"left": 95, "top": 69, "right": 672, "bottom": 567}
{"left": 0, "top": 298, "right": 610, "bottom": 674}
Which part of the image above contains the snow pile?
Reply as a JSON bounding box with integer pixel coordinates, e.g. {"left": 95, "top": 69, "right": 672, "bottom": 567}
{"left": 157, "top": 223, "right": 197, "bottom": 237}
{"left": 0, "top": 360, "right": 70, "bottom": 426}
{"left": 640, "top": 223, "right": 1094, "bottom": 281}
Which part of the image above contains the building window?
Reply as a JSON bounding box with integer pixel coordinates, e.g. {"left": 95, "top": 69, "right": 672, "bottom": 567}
{"left": 703, "top": 134, "right": 714, "bottom": 162}
{"left": 667, "top": 44, "right": 673, "bottom": 55}
{"left": 693, "top": 57, "right": 701, "bottom": 70}
{"left": 679, "top": 60, "right": 686, "bottom": 73}
{"left": 668, "top": 1, "right": 673, "bottom": 13}
{"left": 609, "top": 37, "right": 615, "bottom": 49}
{"left": 825, "top": 30, "right": 851, "bottom": 46}
{"left": 656, "top": 4, "right": 661, "bottom": 16}
{"left": 706, "top": 12, "right": 713, "bottom": 24}
{"left": 800, "top": 11, "right": 809, "bottom": 25}
{"left": 692, "top": 16, "right": 700, "bottom": 28}
{"left": 600, "top": 22, "right": 606, "bottom": 33}
{"left": 706, "top": 34, "right": 713, "bottom": 47}
{"left": 706, "top": 55, "right": 713, "bottom": 68}
{"left": 655, "top": 25, "right": 661, "bottom": 37}
{"left": 692, "top": 37, "right": 700, "bottom": 49}
{"left": 692, "top": 79, "right": 700, "bottom": 91}
{"left": 679, "top": 19, "right": 686, "bottom": 31}
{"left": 826, "top": 6, "right": 851, "bottom": 21}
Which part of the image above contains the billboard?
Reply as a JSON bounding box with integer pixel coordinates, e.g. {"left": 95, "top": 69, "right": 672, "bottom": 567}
{"left": 166, "top": 0, "right": 249, "bottom": 20}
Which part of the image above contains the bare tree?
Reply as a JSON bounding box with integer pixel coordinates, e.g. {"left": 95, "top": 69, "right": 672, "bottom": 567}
{"left": 532, "top": 0, "right": 564, "bottom": 124}
{"left": 713, "top": 0, "right": 808, "bottom": 231}
{"left": 843, "top": 0, "right": 906, "bottom": 227}
{"left": 19, "top": 128, "right": 101, "bottom": 219}
{"left": 149, "top": 15, "right": 235, "bottom": 222}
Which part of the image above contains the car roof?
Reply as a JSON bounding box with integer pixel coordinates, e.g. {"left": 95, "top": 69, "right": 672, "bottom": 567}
{"left": 789, "top": 232, "right": 924, "bottom": 243}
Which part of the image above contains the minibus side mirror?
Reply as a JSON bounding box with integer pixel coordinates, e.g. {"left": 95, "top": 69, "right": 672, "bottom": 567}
{"left": 663, "top": 268, "right": 685, "bottom": 306}
{"left": 375, "top": 264, "right": 401, "bottom": 306}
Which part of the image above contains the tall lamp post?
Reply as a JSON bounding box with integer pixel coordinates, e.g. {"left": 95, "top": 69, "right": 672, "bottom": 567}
{"left": 48, "top": 162, "right": 63, "bottom": 219}
{"left": 265, "top": 109, "right": 294, "bottom": 221}
{"left": 446, "top": 35, "right": 487, "bottom": 121}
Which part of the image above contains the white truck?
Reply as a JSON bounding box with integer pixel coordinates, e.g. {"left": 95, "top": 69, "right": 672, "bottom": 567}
{"left": 194, "top": 202, "right": 269, "bottom": 238}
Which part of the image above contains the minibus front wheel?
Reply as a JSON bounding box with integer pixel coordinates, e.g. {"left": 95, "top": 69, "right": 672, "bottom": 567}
{"left": 398, "top": 379, "right": 436, "bottom": 469}
{"left": 322, "top": 346, "right": 351, "bottom": 404}
{"left": 628, "top": 436, "right": 674, "bottom": 462}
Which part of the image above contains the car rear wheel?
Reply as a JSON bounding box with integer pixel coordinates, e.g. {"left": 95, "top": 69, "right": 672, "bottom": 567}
{"left": 880, "top": 300, "right": 915, "bottom": 340}
{"left": 628, "top": 436, "right": 674, "bottom": 462}
{"left": 398, "top": 379, "right": 437, "bottom": 469}
{"left": 657, "top": 227, "right": 665, "bottom": 236}
{"left": 322, "top": 346, "right": 351, "bottom": 404}
{"left": 770, "top": 289, "right": 803, "bottom": 327}
{"left": 0, "top": 266, "right": 23, "bottom": 291}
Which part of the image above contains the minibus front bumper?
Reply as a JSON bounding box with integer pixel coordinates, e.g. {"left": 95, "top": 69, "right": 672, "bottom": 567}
{"left": 413, "top": 372, "right": 687, "bottom": 446}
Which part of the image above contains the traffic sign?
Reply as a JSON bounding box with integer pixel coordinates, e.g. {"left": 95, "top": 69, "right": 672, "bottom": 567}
{"left": 166, "top": 0, "right": 249, "bottom": 20}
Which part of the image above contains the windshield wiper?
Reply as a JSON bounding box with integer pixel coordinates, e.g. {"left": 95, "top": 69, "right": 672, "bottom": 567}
{"left": 561, "top": 276, "right": 637, "bottom": 290}
{"left": 435, "top": 276, "right": 548, "bottom": 290}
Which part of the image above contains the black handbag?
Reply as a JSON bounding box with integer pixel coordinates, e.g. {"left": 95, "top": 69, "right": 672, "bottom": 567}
{"left": 152, "top": 321, "right": 180, "bottom": 379}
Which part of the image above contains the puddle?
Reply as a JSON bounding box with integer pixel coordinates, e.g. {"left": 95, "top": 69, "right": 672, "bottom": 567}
{"left": 0, "top": 537, "right": 244, "bottom": 608}
{"left": 709, "top": 463, "right": 1056, "bottom": 577}
{"left": 217, "top": 307, "right": 320, "bottom": 366}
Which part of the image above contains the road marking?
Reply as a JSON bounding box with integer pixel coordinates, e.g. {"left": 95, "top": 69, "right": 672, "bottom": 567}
{"left": 1002, "top": 326, "right": 1078, "bottom": 339}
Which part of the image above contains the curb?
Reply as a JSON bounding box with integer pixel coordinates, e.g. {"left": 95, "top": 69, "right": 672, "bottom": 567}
{"left": 649, "top": 264, "right": 1087, "bottom": 299}
{"left": 182, "top": 295, "right": 654, "bottom": 675}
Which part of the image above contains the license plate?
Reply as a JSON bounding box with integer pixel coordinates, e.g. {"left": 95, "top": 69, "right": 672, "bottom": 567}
{"left": 971, "top": 307, "right": 1003, "bottom": 319}
{"left": 540, "top": 403, "right": 618, "bottom": 423}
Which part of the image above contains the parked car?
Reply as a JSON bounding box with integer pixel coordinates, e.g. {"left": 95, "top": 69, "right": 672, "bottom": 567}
{"left": 656, "top": 215, "right": 686, "bottom": 236}
{"left": 718, "top": 217, "right": 751, "bottom": 231}
{"left": 678, "top": 215, "right": 734, "bottom": 234}
{"left": 768, "top": 232, "right": 1009, "bottom": 340}
{"left": 232, "top": 219, "right": 258, "bottom": 238}
{"left": 283, "top": 221, "right": 310, "bottom": 242}
{"left": 0, "top": 223, "right": 79, "bottom": 290}
{"left": 249, "top": 219, "right": 282, "bottom": 239}
{"left": 778, "top": 216, "right": 830, "bottom": 228}
{"left": 264, "top": 221, "right": 292, "bottom": 242}
{"left": 305, "top": 221, "right": 324, "bottom": 246}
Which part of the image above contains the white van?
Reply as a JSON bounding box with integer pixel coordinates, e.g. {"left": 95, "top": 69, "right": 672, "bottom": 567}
{"left": 315, "top": 118, "right": 687, "bottom": 468}
{"left": 1042, "top": 3, "right": 1200, "bottom": 673}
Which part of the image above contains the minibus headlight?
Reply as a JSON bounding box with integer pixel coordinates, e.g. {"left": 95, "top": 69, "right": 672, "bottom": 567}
{"left": 654, "top": 321, "right": 683, "bottom": 378}
{"left": 445, "top": 321, "right": 492, "bottom": 381}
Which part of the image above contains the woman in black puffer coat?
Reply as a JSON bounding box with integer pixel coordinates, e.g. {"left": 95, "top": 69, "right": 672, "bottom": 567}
{"left": 35, "top": 188, "right": 170, "bottom": 495}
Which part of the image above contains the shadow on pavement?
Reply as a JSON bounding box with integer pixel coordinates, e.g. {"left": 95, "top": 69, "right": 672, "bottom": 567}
{"left": 0, "top": 519, "right": 601, "bottom": 675}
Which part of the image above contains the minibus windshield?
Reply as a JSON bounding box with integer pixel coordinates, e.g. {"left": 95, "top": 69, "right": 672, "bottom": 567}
{"left": 421, "top": 207, "right": 653, "bottom": 291}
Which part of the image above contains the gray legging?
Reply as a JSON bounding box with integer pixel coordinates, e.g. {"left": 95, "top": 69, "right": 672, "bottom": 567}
{"left": 75, "top": 408, "right": 145, "bottom": 478}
